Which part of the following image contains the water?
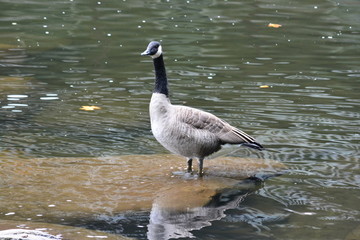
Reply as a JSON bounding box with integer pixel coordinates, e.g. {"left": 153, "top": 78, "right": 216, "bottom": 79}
{"left": 1, "top": 0, "right": 359, "bottom": 239}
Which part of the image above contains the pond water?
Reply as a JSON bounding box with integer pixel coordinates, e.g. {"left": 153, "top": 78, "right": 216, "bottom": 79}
{"left": 0, "top": 0, "right": 359, "bottom": 239}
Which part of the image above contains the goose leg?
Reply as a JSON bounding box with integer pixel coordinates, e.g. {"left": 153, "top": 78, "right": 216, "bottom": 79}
{"left": 198, "top": 158, "right": 204, "bottom": 177}
{"left": 187, "top": 158, "right": 193, "bottom": 173}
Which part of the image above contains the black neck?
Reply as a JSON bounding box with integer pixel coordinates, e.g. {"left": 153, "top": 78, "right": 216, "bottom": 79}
{"left": 153, "top": 54, "right": 169, "bottom": 96}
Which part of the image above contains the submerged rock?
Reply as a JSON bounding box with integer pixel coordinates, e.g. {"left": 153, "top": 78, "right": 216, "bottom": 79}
{"left": 0, "top": 153, "right": 286, "bottom": 239}
{"left": 147, "top": 177, "right": 261, "bottom": 240}
{"left": 345, "top": 224, "right": 360, "bottom": 240}
{"left": 0, "top": 153, "right": 286, "bottom": 215}
{"left": 0, "top": 76, "right": 32, "bottom": 93}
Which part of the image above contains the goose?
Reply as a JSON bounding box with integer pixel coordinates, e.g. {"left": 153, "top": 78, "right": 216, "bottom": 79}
{"left": 141, "top": 41, "right": 264, "bottom": 177}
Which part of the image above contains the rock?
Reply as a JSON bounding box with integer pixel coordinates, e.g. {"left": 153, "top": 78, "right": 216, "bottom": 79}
{"left": 0, "top": 220, "right": 134, "bottom": 240}
{"left": 0, "top": 229, "right": 62, "bottom": 240}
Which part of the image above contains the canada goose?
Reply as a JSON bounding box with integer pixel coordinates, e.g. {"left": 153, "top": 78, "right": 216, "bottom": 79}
{"left": 141, "top": 41, "right": 264, "bottom": 177}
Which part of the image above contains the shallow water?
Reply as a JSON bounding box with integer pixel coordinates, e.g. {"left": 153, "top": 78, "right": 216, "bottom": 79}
{"left": 0, "top": 0, "right": 359, "bottom": 239}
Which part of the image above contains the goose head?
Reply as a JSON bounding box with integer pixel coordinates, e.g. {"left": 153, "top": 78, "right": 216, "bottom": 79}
{"left": 141, "top": 41, "right": 163, "bottom": 59}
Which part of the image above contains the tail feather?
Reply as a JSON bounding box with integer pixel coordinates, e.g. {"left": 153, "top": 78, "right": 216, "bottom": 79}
{"left": 242, "top": 142, "right": 264, "bottom": 151}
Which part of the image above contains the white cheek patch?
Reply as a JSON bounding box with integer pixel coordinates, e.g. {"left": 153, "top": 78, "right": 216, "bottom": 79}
{"left": 151, "top": 45, "right": 162, "bottom": 59}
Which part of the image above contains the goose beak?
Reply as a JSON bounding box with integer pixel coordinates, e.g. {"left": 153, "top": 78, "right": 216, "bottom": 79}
{"left": 141, "top": 49, "right": 150, "bottom": 56}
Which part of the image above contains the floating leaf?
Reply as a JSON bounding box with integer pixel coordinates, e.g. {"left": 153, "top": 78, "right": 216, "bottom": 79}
{"left": 268, "top": 23, "right": 282, "bottom": 28}
{"left": 80, "top": 106, "right": 101, "bottom": 111}
{"left": 259, "top": 85, "right": 270, "bottom": 88}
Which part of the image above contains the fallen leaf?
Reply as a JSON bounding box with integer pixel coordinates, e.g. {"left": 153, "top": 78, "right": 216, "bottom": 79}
{"left": 80, "top": 106, "right": 101, "bottom": 111}
{"left": 259, "top": 85, "right": 270, "bottom": 88}
{"left": 268, "top": 23, "right": 282, "bottom": 28}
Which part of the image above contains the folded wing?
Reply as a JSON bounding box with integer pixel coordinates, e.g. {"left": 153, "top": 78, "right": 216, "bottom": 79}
{"left": 174, "top": 106, "right": 263, "bottom": 150}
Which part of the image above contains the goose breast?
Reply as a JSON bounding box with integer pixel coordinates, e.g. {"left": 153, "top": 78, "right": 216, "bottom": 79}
{"left": 150, "top": 94, "right": 221, "bottom": 158}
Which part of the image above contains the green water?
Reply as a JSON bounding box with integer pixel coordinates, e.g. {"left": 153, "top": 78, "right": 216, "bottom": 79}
{"left": 1, "top": 0, "right": 359, "bottom": 239}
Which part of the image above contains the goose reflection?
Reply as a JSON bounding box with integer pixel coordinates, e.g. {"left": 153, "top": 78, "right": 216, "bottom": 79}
{"left": 147, "top": 177, "right": 262, "bottom": 240}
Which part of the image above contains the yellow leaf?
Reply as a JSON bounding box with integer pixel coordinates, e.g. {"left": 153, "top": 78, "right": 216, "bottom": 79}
{"left": 259, "top": 85, "right": 270, "bottom": 88}
{"left": 268, "top": 23, "right": 282, "bottom": 28}
{"left": 80, "top": 106, "right": 101, "bottom": 111}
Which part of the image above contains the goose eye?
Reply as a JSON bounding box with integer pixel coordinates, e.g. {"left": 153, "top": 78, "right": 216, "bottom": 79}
{"left": 150, "top": 46, "right": 159, "bottom": 55}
